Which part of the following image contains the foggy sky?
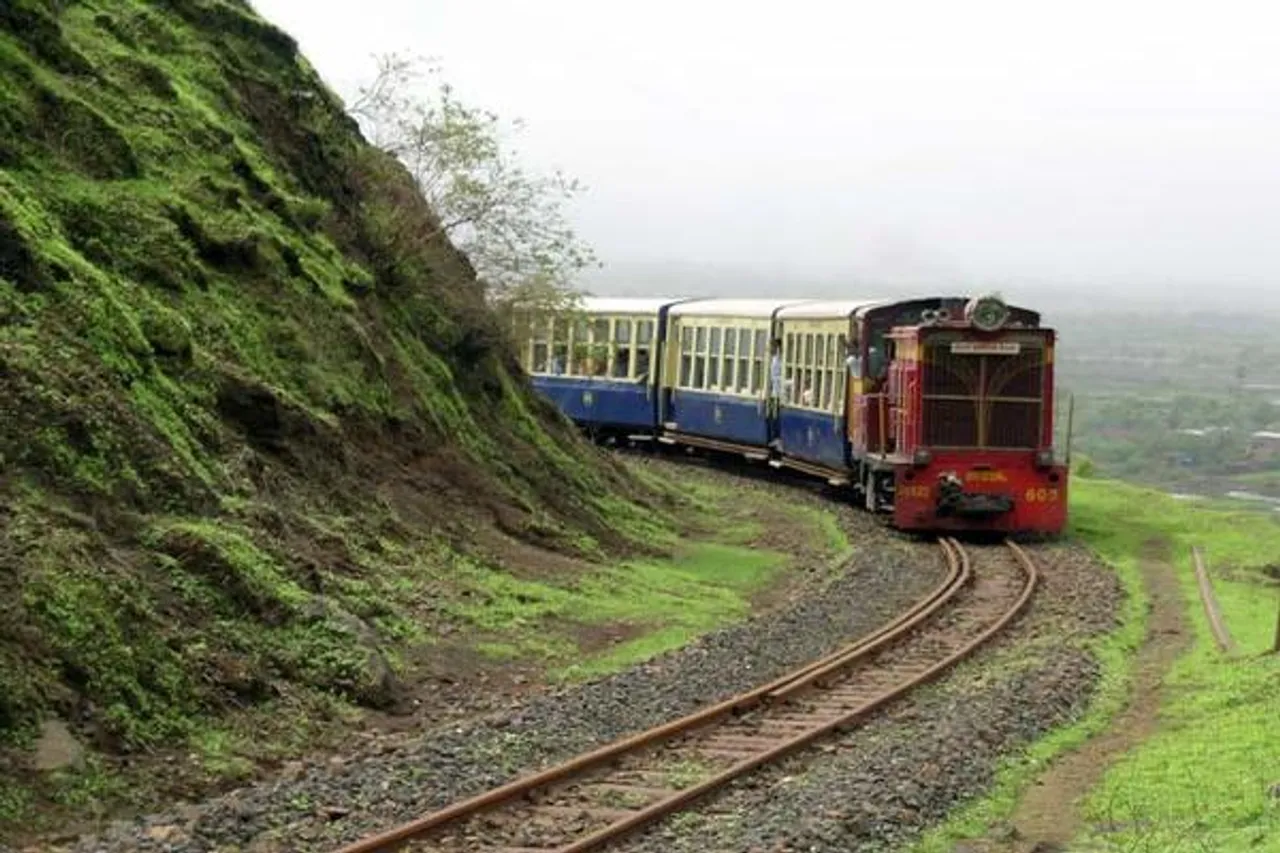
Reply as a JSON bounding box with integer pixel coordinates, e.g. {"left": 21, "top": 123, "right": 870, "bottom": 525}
{"left": 249, "top": 0, "right": 1280, "bottom": 308}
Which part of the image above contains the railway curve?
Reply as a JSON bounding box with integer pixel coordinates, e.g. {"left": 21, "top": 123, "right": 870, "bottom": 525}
{"left": 334, "top": 539, "right": 1039, "bottom": 853}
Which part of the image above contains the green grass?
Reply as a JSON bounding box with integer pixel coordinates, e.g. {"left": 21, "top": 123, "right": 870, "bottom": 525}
{"left": 440, "top": 472, "right": 849, "bottom": 683}
{"left": 1074, "top": 581, "right": 1280, "bottom": 852}
{"left": 1071, "top": 484, "right": 1280, "bottom": 852}
{"left": 914, "top": 474, "right": 1280, "bottom": 853}
{"left": 444, "top": 540, "right": 789, "bottom": 681}
{"left": 556, "top": 542, "right": 789, "bottom": 679}
{"left": 189, "top": 727, "right": 255, "bottom": 781}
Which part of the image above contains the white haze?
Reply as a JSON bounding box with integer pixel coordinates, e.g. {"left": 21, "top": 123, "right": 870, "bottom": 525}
{"left": 250, "top": 0, "right": 1280, "bottom": 313}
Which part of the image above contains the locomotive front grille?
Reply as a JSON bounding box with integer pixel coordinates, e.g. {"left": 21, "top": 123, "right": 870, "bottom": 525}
{"left": 921, "top": 340, "right": 1045, "bottom": 450}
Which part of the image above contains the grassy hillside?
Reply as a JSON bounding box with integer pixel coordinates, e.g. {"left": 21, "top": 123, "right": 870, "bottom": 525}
{"left": 0, "top": 0, "right": 671, "bottom": 806}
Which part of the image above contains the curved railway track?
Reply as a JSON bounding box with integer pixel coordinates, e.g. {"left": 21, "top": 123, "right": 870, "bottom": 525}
{"left": 335, "top": 539, "right": 1039, "bottom": 853}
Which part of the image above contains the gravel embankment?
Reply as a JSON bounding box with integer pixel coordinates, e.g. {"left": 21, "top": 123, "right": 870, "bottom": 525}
{"left": 60, "top": 505, "right": 947, "bottom": 853}
{"left": 614, "top": 542, "right": 1125, "bottom": 853}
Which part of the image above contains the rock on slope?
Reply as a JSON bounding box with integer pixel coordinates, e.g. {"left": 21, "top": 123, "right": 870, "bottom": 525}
{"left": 0, "top": 0, "right": 660, "bottom": 787}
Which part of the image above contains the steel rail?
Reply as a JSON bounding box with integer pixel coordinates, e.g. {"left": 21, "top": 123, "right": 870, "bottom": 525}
{"left": 1192, "top": 546, "right": 1236, "bottom": 653}
{"left": 556, "top": 538, "right": 1036, "bottom": 853}
{"left": 334, "top": 538, "right": 1035, "bottom": 853}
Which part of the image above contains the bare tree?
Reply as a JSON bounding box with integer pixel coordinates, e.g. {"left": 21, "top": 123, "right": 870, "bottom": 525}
{"left": 348, "top": 53, "right": 594, "bottom": 325}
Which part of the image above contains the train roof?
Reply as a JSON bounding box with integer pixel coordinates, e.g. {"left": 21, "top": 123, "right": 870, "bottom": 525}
{"left": 578, "top": 296, "right": 687, "bottom": 315}
{"left": 574, "top": 294, "right": 1045, "bottom": 326}
{"left": 667, "top": 298, "right": 813, "bottom": 319}
{"left": 776, "top": 299, "right": 891, "bottom": 320}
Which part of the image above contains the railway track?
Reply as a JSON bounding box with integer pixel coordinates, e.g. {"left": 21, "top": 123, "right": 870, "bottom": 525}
{"left": 335, "top": 539, "right": 1038, "bottom": 853}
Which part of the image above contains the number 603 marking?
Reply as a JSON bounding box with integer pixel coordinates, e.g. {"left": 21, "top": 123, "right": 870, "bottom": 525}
{"left": 1024, "top": 487, "right": 1060, "bottom": 503}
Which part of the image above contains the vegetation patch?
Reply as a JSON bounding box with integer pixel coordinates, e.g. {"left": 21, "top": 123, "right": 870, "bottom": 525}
{"left": 436, "top": 469, "right": 848, "bottom": 683}
{"left": 0, "top": 0, "right": 675, "bottom": 838}
{"left": 913, "top": 474, "right": 1280, "bottom": 852}
{"left": 551, "top": 541, "right": 789, "bottom": 680}
{"left": 1056, "top": 311, "right": 1280, "bottom": 494}
{"left": 1073, "top": 486, "right": 1280, "bottom": 851}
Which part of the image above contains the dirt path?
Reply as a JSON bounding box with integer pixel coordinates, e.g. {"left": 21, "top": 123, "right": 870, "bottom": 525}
{"left": 959, "top": 540, "right": 1191, "bottom": 853}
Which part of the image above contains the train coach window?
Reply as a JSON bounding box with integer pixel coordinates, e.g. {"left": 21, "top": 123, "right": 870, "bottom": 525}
{"left": 694, "top": 326, "right": 708, "bottom": 388}
{"left": 708, "top": 327, "right": 722, "bottom": 389}
{"left": 813, "top": 334, "right": 826, "bottom": 409}
{"left": 736, "top": 329, "right": 751, "bottom": 393}
{"left": 753, "top": 330, "right": 766, "bottom": 394}
{"left": 551, "top": 318, "right": 569, "bottom": 375}
{"left": 571, "top": 319, "right": 590, "bottom": 374}
{"left": 801, "top": 334, "right": 815, "bottom": 407}
{"left": 589, "top": 318, "right": 610, "bottom": 376}
{"left": 635, "top": 320, "right": 654, "bottom": 380}
{"left": 826, "top": 336, "right": 836, "bottom": 408}
{"left": 680, "top": 326, "right": 693, "bottom": 386}
{"left": 784, "top": 333, "right": 796, "bottom": 403}
{"left": 531, "top": 322, "right": 549, "bottom": 374}
{"left": 722, "top": 327, "right": 737, "bottom": 389}
{"left": 612, "top": 319, "right": 632, "bottom": 378}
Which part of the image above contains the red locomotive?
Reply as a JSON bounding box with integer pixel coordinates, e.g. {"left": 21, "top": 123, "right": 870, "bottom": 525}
{"left": 520, "top": 293, "right": 1068, "bottom": 535}
{"left": 859, "top": 296, "right": 1067, "bottom": 534}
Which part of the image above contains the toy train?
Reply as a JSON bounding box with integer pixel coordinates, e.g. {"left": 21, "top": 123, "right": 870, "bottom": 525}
{"left": 513, "top": 294, "right": 1067, "bottom": 535}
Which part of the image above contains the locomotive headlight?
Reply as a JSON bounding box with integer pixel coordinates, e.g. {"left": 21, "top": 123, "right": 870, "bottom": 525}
{"left": 1035, "top": 449, "right": 1055, "bottom": 469}
{"left": 966, "top": 294, "right": 1010, "bottom": 331}
{"left": 913, "top": 449, "right": 932, "bottom": 467}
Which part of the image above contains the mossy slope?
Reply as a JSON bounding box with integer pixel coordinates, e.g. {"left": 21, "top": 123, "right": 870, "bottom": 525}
{"left": 0, "top": 0, "right": 664, "bottom": 779}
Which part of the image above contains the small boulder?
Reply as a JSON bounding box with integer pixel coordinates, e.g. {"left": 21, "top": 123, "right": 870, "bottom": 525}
{"left": 32, "top": 720, "right": 84, "bottom": 772}
{"left": 300, "top": 596, "right": 402, "bottom": 709}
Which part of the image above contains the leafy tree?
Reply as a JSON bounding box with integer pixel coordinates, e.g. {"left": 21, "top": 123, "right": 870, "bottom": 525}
{"left": 347, "top": 53, "right": 594, "bottom": 331}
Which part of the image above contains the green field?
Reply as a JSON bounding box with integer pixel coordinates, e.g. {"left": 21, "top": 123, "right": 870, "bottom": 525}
{"left": 914, "top": 473, "right": 1280, "bottom": 852}
{"left": 1054, "top": 311, "right": 1280, "bottom": 492}
{"left": 1071, "top": 478, "right": 1280, "bottom": 852}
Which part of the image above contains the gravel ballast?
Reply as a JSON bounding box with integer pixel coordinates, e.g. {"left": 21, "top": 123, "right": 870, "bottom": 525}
{"left": 59, "top": 496, "right": 950, "bottom": 853}
{"left": 614, "top": 542, "right": 1125, "bottom": 853}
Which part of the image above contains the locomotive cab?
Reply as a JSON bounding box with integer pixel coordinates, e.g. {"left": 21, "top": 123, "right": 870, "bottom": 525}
{"left": 863, "top": 295, "right": 1068, "bottom": 534}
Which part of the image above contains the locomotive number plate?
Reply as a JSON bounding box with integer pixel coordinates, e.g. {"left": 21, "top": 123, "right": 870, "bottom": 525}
{"left": 951, "top": 341, "right": 1021, "bottom": 355}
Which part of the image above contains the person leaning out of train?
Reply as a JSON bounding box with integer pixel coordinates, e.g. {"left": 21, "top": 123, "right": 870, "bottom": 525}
{"left": 767, "top": 339, "right": 784, "bottom": 417}
{"left": 866, "top": 341, "right": 886, "bottom": 380}
{"left": 768, "top": 339, "right": 783, "bottom": 395}
{"left": 846, "top": 342, "right": 861, "bottom": 378}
